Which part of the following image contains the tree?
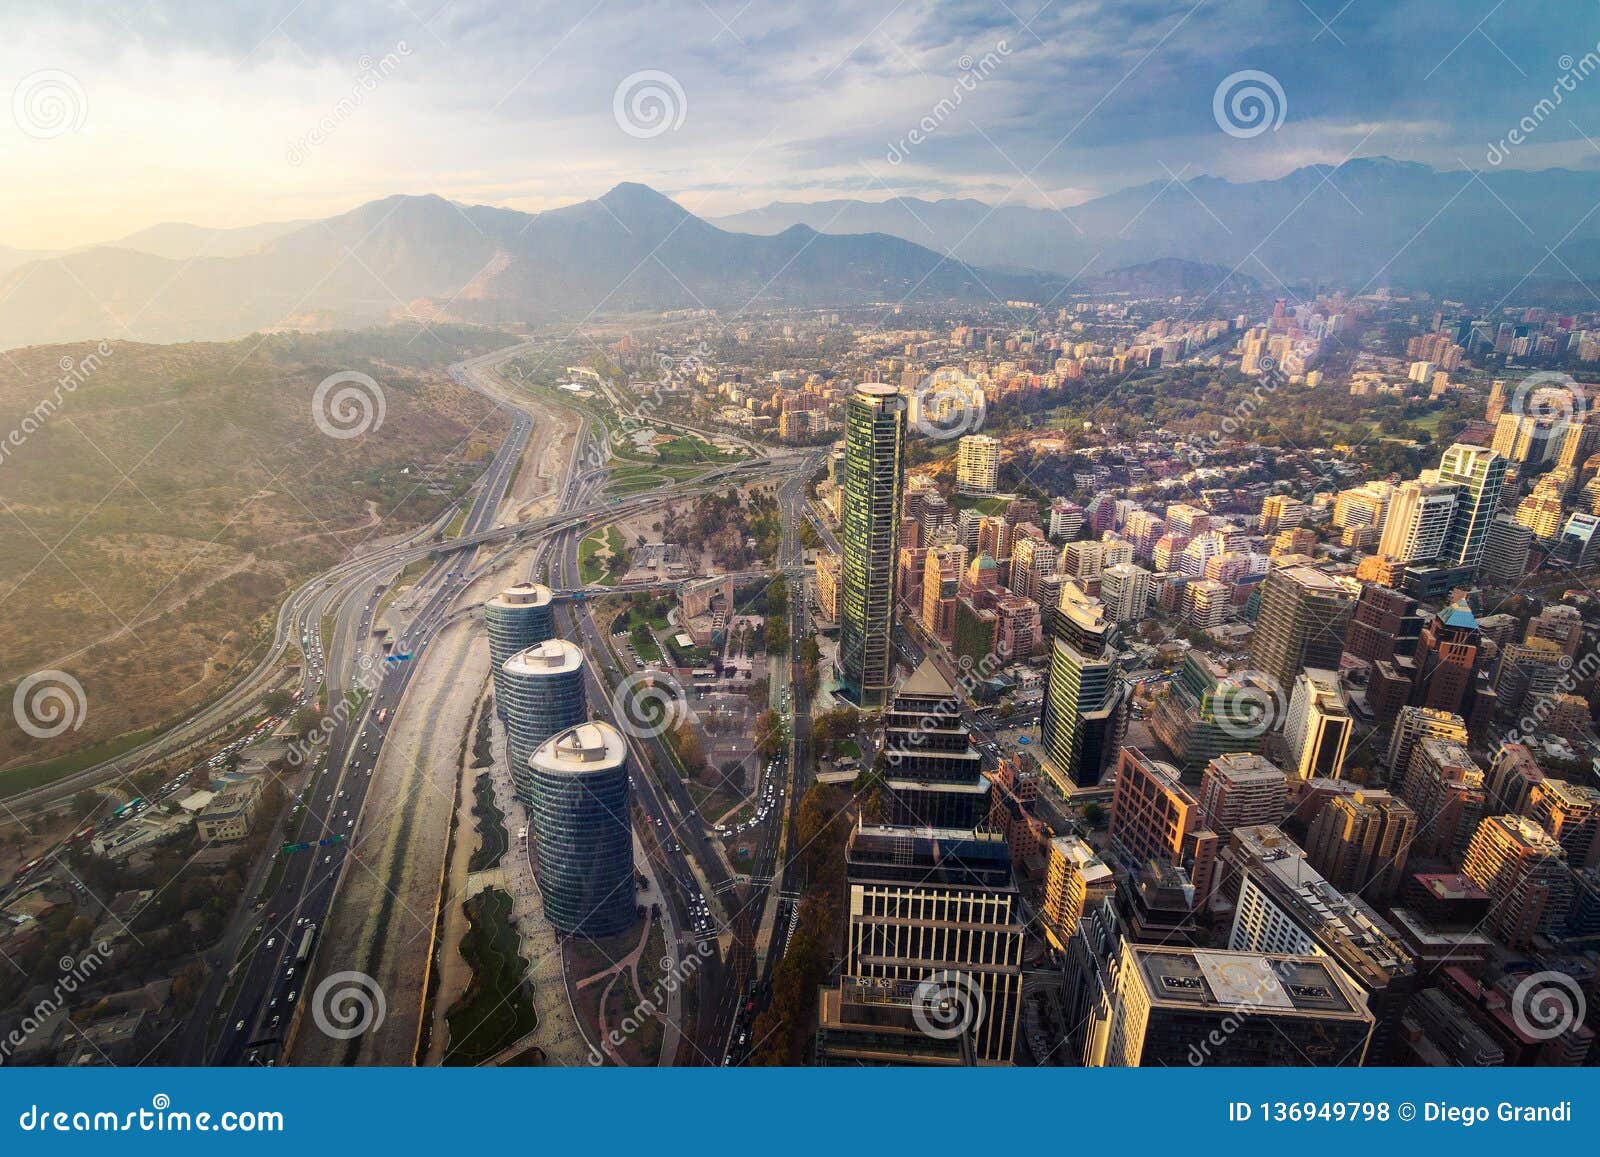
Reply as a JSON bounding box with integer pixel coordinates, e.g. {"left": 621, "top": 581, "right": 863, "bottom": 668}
{"left": 262, "top": 689, "right": 293, "bottom": 716}
{"left": 72, "top": 791, "right": 99, "bottom": 817}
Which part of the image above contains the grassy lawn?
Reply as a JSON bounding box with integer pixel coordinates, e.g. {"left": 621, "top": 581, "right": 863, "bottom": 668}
{"left": 467, "top": 771, "right": 508, "bottom": 873}
{"left": 444, "top": 888, "right": 537, "bottom": 1066}
{"left": 951, "top": 493, "right": 1011, "bottom": 516}
{"left": 578, "top": 525, "right": 626, "bottom": 585}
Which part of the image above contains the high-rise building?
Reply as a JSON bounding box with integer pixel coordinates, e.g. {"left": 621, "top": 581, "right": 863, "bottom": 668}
{"left": 1385, "top": 706, "right": 1467, "bottom": 782}
{"left": 484, "top": 582, "right": 555, "bottom": 715}
{"left": 879, "top": 660, "right": 988, "bottom": 830}
{"left": 1084, "top": 941, "right": 1373, "bottom": 1066}
{"left": 1481, "top": 514, "right": 1533, "bottom": 585}
{"left": 1397, "top": 736, "right": 1486, "bottom": 859}
{"left": 1040, "top": 834, "right": 1115, "bottom": 950}
{"left": 1099, "top": 562, "right": 1151, "bottom": 625}
{"left": 526, "top": 722, "right": 634, "bottom": 937}
{"left": 1304, "top": 789, "right": 1417, "bottom": 902}
{"left": 1147, "top": 652, "right": 1274, "bottom": 778}
{"left": 1222, "top": 824, "right": 1417, "bottom": 1061}
{"left": 1248, "top": 566, "right": 1356, "bottom": 695}
{"left": 838, "top": 383, "right": 907, "bottom": 706}
{"left": 1282, "top": 668, "right": 1352, "bottom": 779}
{"left": 1108, "top": 748, "right": 1218, "bottom": 901}
{"left": 1039, "top": 584, "right": 1126, "bottom": 791}
{"left": 1376, "top": 480, "right": 1459, "bottom": 563}
{"left": 841, "top": 823, "right": 1023, "bottom": 1064}
{"left": 500, "top": 639, "right": 587, "bottom": 806}
{"left": 1344, "top": 584, "right": 1421, "bottom": 664}
{"left": 955, "top": 433, "right": 1001, "bottom": 495}
{"left": 1196, "top": 752, "right": 1288, "bottom": 838}
{"left": 1525, "top": 778, "right": 1600, "bottom": 870}
{"left": 1461, "top": 814, "right": 1575, "bottom": 949}
{"left": 1435, "top": 443, "right": 1506, "bottom": 571}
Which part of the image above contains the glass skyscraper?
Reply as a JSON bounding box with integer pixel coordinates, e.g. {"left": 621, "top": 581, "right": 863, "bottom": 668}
{"left": 1435, "top": 443, "right": 1507, "bottom": 572}
{"left": 501, "top": 639, "right": 587, "bottom": 806}
{"left": 838, "top": 383, "right": 906, "bottom": 707}
{"left": 527, "top": 721, "right": 635, "bottom": 937}
{"left": 484, "top": 581, "right": 555, "bottom": 718}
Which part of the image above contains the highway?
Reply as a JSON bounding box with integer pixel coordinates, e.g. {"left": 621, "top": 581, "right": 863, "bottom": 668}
{"left": 179, "top": 345, "right": 804, "bottom": 1065}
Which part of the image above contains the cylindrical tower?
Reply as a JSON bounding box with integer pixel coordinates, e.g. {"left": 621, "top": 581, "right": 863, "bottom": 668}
{"left": 527, "top": 721, "right": 634, "bottom": 937}
{"left": 501, "top": 639, "right": 587, "bottom": 804}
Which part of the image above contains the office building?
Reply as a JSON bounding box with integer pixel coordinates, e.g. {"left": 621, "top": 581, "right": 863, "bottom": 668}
{"left": 1148, "top": 652, "right": 1273, "bottom": 778}
{"left": 501, "top": 639, "right": 588, "bottom": 806}
{"left": 838, "top": 384, "right": 907, "bottom": 706}
{"left": 1435, "top": 443, "right": 1507, "bottom": 570}
{"left": 1385, "top": 706, "right": 1467, "bottom": 782}
{"left": 1377, "top": 480, "right": 1459, "bottom": 564}
{"left": 526, "top": 722, "right": 634, "bottom": 937}
{"left": 1085, "top": 941, "right": 1373, "bottom": 1067}
{"left": 1248, "top": 566, "right": 1356, "bottom": 695}
{"left": 1108, "top": 748, "right": 1218, "bottom": 902}
{"left": 1039, "top": 583, "right": 1126, "bottom": 791}
{"left": 1282, "top": 668, "right": 1352, "bottom": 780}
{"left": 1222, "top": 824, "right": 1417, "bottom": 1061}
{"left": 1041, "top": 834, "right": 1115, "bottom": 950}
{"left": 1197, "top": 753, "right": 1288, "bottom": 838}
{"left": 484, "top": 582, "right": 555, "bottom": 715}
{"left": 841, "top": 823, "right": 1023, "bottom": 1064}
{"left": 1526, "top": 778, "right": 1600, "bottom": 870}
{"left": 879, "top": 660, "right": 989, "bottom": 830}
{"left": 1481, "top": 514, "right": 1533, "bottom": 585}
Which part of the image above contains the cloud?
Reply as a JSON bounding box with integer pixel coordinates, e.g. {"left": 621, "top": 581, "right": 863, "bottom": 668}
{"left": 1, "top": 0, "right": 1595, "bottom": 246}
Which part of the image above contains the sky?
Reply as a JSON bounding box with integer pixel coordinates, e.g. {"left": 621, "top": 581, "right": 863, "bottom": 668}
{"left": 3, "top": 0, "right": 1599, "bottom": 249}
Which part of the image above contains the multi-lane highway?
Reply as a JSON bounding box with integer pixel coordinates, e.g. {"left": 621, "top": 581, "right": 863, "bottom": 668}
{"left": 177, "top": 346, "right": 808, "bottom": 1066}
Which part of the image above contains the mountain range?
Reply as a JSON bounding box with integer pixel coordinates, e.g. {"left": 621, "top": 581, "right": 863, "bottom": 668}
{"left": 0, "top": 184, "right": 1061, "bottom": 350}
{"left": 710, "top": 158, "right": 1600, "bottom": 294}
{"left": 6, "top": 158, "right": 1600, "bottom": 351}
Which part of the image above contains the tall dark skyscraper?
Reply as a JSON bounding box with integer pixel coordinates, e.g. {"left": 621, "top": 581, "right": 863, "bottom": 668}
{"left": 838, "top": 383, "right": 906, "bottom": 707}
{"left": 1039, "top": 583, "right": 1126, "bottom": 791}
{"left": 1248, "top": 566, "right": 1356, "bottom": 695}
